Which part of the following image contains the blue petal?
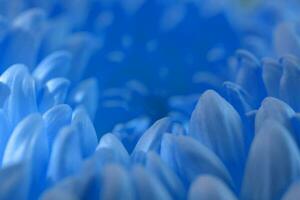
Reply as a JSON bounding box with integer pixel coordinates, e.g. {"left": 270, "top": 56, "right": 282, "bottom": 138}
{"left": 39, "top": 78, "right": 71, "bottom": 112}
{"left": 188, "top": 175, "right": 237, "bottom": 200}
{"left": 262, "top": 57, "right": 283, "bottom": 98}
{"left": 33, "top": 51, "right": 72, "bottom": 90}
{"left": 241, "top": 121, "right": 300, "bottom": 200}
{"left": 0, "top": 82, "right": 10, "bottom": 108}
{"left": 43, "top": 104, "right": 72, "bottom": 149}
{"left": 189, "top": 90, "right": 245, "bottom": 188}
{"left": 255, "top": 97, "right": 295, "bottom": 134}
{"left": 68, "top": 78, "right": 99, "bottom": 119}
{"left": 273, "top": 22, "right": 300, "bottom": 57}
{"left": 235, "top": 49, "right": 266, "bottom": 105}
{"left": 222, "top": 81, "right": 253, "bottom": 116}
{"left": 41, "top": 176, "right": 84, "bottom": 200}
{"left": 13, "top": 8, "right": 46, "bottom": 39}
{"left": 282, "top": 181, "right": 300, "bottom": 200}
{"left": 0, "top": 64, "right": 37, "bottom": 127}
{"left": 97, "top": 133, "right": 129, "bottom": 164}
{"left": 279, "top": 55, "right": 300, "bottom": 112}
{"left": 133, "top": 117, "right": 171, "bottom": 153}
{"left": 160, "top": 134, "right": 234, "bottom": 188}
{"left": 2, "top": 114, "right": 49, "bottom": 198}
{"left": 62, "top": 32, "right": 99, "bottom": 82}
{"left": 47, "top": 125, "right": 82, "bottom": 184}
{"left": 100, "top": 164, "right": 134, "bottom": 200}
{"left": 0, "top": 110, "right": 9, "bottom": 163}
{"left": 146, "top": 151, "right": 186, "bottom": 199}
{"left": 0, "top": 163, "right": 30, "bottom": 200}
{"left": 72, "top": 107, "right": 98, "bottom": 158}
{"left": 131, "top": 165, "right": 172, "bottom": 200}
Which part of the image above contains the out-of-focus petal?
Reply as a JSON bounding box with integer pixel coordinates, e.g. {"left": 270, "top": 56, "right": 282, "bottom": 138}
{"left": 146, "top": 152, "right": 186, "bottom": 199}
{"left": 188, "top": 175, "right": 237, "bottom": 200}
{"left": 262, "top": 57, "right": 283, "bottom": 98}
{"left": 282, "top": 181, "right": 300, "bottom": 200}
{"left": 0, "top": 163, "right": 30, "bottom": 200}
{"left": 100, "top": 164, "right": 134, "bottom": 200}
{"left": 273, "top": 22, "right": 300, "bottom": 57}
{"left": 279, "top": 55, "right": 300, "bottom": 112}
{"left": 131, "top": 165, "right": 172, "bottom": 200}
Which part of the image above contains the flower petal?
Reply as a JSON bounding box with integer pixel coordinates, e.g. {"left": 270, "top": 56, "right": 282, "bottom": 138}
{"left": 188, "top": 175, "right": 237, "bottom": 200}
{"left": 72, "top": 107, "right": 98, "bottom": 158}
{"left": 241, "top": 121, "right": 300, "bottom": 200}
{"left": 255, "top": 97, "right": 295, "bottom": 134}
{"left": 131, "top": 165, "right": 172, "bottom": 200}
{"left": 262, "top": 57, "right": 283, "bottom": 98}
{"left": 43, "top": 104, "right": 72, "bottom": 149}
{"left": 133, "top": 117, "right": 171, "bottom": 153}
{"left": 146, "top": 151, "right": 186, "bottom": 199}
{"left": 47, "top": 125, "right": 82, "bottom": 184}
{"left": 0, "top": 64, "right": 37, "bottom": 127}
{"left": 189, "top": 90, "right": 245, "bottom": 188}
{"left": 160, "top": 134, "right": 233, "bottom": 188}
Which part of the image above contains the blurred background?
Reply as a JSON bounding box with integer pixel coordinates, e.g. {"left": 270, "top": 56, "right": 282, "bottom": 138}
{"left": 0, "top": 0, "right": 299, "bottom": 135}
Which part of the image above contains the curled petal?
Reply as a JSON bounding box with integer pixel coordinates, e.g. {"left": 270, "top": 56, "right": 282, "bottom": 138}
{"left": 222, "top": 81, "right": 252, "bottom": 116}
{"left": 255, "top": 97, "right": 294, "bottom": 134}
{"left": 235, "top": 49, "right": 266, "bottom": 105}
{"left": 68, "top": 78, "right": 99, "bottom": 119}
{"left": 133, "top": 117, "right": 171, "bottom": 153}
{"left": 188, "top": 175, "right": 237, "bottom": 200}
{"left": 241, "top": 121, "right": 300, "bottom": 200}
{"left": 33, "top": 51, "right": 72, "bottom": 89}
{"left": 39, "top": 78, "right": 70, "bottom": 112}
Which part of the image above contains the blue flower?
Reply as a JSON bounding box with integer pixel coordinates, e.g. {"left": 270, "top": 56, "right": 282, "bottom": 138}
{"left": 0, "top": 0, "right": 300, "bottom": 200}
